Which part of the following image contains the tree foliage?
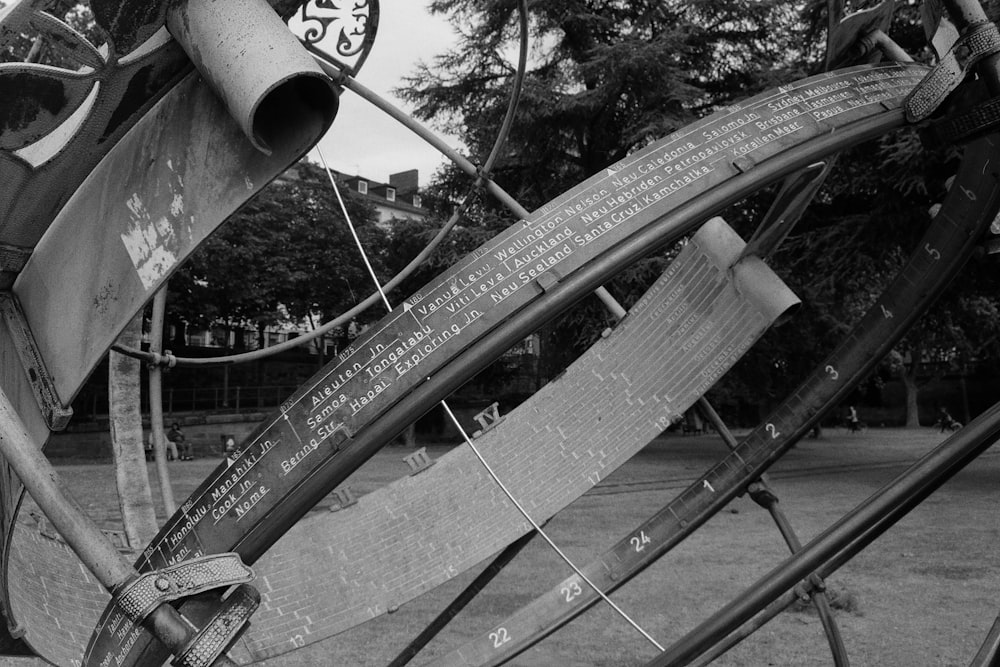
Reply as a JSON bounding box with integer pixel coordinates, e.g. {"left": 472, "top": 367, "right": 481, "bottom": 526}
{"left": 400, "top": 0, "right": 1000, "bottom": 423}
{"left": 401, "top": 0, "right": 806, "bottom": 212}
{"left": 167, "top": 159, "right": 388, "bottom": 348}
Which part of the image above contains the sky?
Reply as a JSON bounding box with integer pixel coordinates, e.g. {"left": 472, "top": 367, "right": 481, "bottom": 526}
{"left": 307, "top": 0, "right": 463, "bottom": 188}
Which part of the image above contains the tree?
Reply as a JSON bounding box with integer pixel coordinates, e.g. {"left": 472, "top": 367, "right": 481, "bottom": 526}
{"left": 883, "top": 259, "right": 1000, "bottom": 426}
{"left": 400, "top": 1, "right": 1000, "bottom": 426}
{"left": 398, "top": 0, "right": 822, "bottom": 390}
{"left": 400, "top": 0, "right": 811, "bottom": 377}
{"left": 774, "top": 1, "right": 1000, "bottom": 426}
{"left": 109, "top": 315, "right": 158, "bottom": 548}
{"left": 167, "top": 159, "right": 388, "bottom": 352}
{"left": 403, "top": 0, "right": 806, "bottom": 214}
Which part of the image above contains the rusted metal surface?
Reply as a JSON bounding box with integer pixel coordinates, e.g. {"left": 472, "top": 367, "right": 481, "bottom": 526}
{"left": 0, "top": 0, "right": 191, "bottom": 249}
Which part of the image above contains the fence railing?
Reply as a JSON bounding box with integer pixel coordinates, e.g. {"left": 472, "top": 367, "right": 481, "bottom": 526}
{"left": 72, "top": 385, "right": 303, "bottom": 421}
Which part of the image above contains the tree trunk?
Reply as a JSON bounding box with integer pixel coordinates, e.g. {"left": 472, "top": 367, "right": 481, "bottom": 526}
{"left": 109, "top": 314, "right": 158, "bottom": 548}
{"left": 148, "top": 287, "right": 176, "bottom": 515}
{"left": 902, "top": 348, "right": 922, "bottom": 428}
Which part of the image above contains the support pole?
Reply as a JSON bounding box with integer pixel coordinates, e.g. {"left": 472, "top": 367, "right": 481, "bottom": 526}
{"left": 387, "top": 531, "right": 537, "bottom": 667}
{"left": 648, "top": 401, "right": 1000, "bottom": 666}
{"left": 0, "top": 382, "right": 230, "bottom": 663}
{"left": 698, "top": 397, "right": 849, "bottom": 666}
{"left": 148, "top": 287, "right": 176, "bottom": 515}
{"left": 970, "top": 610, "right": 1000, "bottom": 666}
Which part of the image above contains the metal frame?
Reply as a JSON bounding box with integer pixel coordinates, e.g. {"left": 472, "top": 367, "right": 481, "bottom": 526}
{"left": 2, "top": 0, "right": 1000, "bottom": 665}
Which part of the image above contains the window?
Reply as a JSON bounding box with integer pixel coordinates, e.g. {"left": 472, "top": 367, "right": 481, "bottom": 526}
{"left": 357, "top": 181, "right": 367, "bottom": 194}
{"left": 386, "top": 187, "right": 396, "bottom": 201}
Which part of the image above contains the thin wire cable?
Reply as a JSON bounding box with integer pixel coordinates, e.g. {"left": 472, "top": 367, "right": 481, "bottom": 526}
{"left": 316, "top": 145, "right": 664, "bottom": 653}
{"left": 437, "top": 402, "right": 665, "bottom": 652}
{"left": 317, "top": 148, "right": 392, "bottom": 311}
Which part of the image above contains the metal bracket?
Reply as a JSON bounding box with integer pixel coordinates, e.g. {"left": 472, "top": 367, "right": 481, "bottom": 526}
{"left": 0, "top": 293, "right": 73, "bottom": 431}
{"left": 171, "top": 584, "right": 260, "bottom": 667}
{"left": 825, "top": 0, "right": 896, "bottom": 70}
{"left": 147, "top": 350, "right": 177, "bottom": 370}
{"left": 114, "top": 553, "right": 254, "bottom": 624}
{"left": 535, "top": 271, "right": 560, "bottom": 293}
{"left": 905, "top": 21, "right": 1000, "bottom": 122}
{"left": 0, "top": 244, "right": 31, "bottom": 291}
{"left": 746, "top": 481, "right": 779, "bottom": 510}
{"left": 740, "top": 161, "right": 831, "bottom": 262}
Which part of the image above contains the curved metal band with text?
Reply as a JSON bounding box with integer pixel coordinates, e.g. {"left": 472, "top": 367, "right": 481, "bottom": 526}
{"left": 84, "top": 62, "right": 932, "bottom": 666}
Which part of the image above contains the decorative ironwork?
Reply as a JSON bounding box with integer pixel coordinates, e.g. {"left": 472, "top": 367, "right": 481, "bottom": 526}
{"left": 288, "top": 0, "right": 379, "bottom": 76}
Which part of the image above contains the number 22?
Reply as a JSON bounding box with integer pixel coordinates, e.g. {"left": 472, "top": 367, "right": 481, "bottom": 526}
{"left": 490, "top": 627, "right": 510, "bottom": 648}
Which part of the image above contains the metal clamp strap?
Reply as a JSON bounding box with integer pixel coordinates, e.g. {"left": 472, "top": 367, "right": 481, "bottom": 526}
{"left": 905, "top": 21, "right": 1000, "bottom": 122}
{"left": 171, "top": 584, "right": 260, "bottom": 667}
{"left": 114, "top": 553, "right": 254, "bottom": 623}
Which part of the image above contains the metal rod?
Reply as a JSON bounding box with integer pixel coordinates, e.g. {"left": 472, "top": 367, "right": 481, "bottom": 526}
{"left": 969, "top": 609, "right": 1000, "bottom": 666}
{"left": 320, "top": 54, "right": 644, "bottom": 331}
{"left": 318, "top": 142, "right": 663, "bottom": 652}
{"left": 688, "top": 590, "right": 801, "bottom": 667}
{"left": 697, "top": 397, "right": 850, "bottom": 666}
{"left": 387, "top": 531, "right": 537, "bottom": 667}
{"left": 0, "top": 381, "right": 218, "bottom": 661}
{"left": 648, "top": 401, "right": 1000, "bottom": 666}
{"left": 148, "top": 286, "right": 176, "bottom": 515}
{"left": 110, "top": 1, "right": 529, "bottom": 371}
{"left": 315, "top": 57, "right": 533, "bottom": 220}
{"left": 868, "top": 30, "right": 914, "bottom": 63}
{"left": 439, "top": 402, "right": 665, "bottom": 651}
{"left": 689, "top": 431, "right": 976, "bottom": 667}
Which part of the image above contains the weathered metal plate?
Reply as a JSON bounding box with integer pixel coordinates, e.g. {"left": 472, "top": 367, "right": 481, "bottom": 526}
{"left": 82, "top": 63, "right": 930, "bottom": 667}
{"left": 0, "top": 0, "right": 310, "bottom": 255}
{"left": 13, "top": 69, "right": 325, "bottom": 406}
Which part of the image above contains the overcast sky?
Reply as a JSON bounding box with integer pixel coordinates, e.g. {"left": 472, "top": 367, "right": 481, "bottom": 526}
{"left": 308, "top": 0, "right": 462, "bottom": 188}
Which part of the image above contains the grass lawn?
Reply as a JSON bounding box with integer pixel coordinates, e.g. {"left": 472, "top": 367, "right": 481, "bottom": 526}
{"left": 22, "top": 427, "right": 1000, "bottom": 666}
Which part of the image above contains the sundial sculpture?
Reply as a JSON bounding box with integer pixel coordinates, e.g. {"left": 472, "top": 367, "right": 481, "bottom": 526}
{"left": 1, "top": 0, "right": 1000, "bottom": 665}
